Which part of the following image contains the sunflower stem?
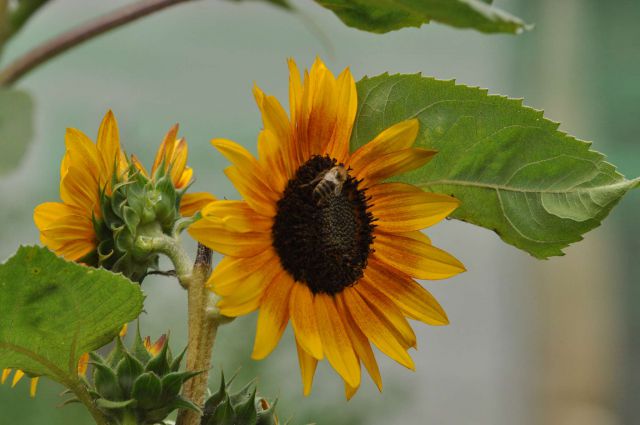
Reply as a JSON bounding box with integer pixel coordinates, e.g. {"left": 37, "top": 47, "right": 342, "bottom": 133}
{"left": 176, "top": 243, "right": 219, "bottom": 425}
{"left": 70, "top": 380, "right": 110, "bottom": 425}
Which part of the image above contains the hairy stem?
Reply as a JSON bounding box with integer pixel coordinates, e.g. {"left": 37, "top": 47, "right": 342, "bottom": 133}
{"left": 0, "top": 0, "right": 196, "bottom": 86}
{"left": 71, "top": 380, "right": 110, "bottom": 425}
{"left": 176, "top": 244, "right": 217, "bottom": 425}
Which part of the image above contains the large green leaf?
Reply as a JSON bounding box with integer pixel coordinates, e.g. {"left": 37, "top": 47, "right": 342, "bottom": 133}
{"left": 351, "top": 74, "right": 639, "bottom": 259}
{"left": 313, "top": 0, "right": 529, "bottom": 34}
{"left": 0, "top": 88, "right": 33, "bottom": 175}
{"left": 0, "top": 246, "right": 144, "bottom": 385}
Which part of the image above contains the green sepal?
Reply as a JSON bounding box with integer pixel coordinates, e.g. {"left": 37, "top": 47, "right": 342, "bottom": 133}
{"left": 234, "top": 387, "right": 258, "bottom": 424}
{"left": 132, "top": 325, "right": 152, "bottom": 364}
{"left": 92, "top": 360, "right": 124, "bottom": 401}
{"left": 95, "top": 398, "right": 138, "bottom": 410}
{"left": 131, "top": 372, "right": 162, "bottom": 410}
{"left": 170, "top": 346, "right": 187, "bottom": 372}
{"left": 161, "top": 370, "right": 201, "bottom": 401}
{"left": 116, "top": 350, "right": 145, "bottom": 397}
{"left": 212, "top": 395, "right": 236, "bottom": 425}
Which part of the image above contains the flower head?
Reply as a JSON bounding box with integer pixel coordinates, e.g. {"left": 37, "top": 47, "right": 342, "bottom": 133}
{"left": 189, "top": 58, "right": 465, "bottom": 398}
{"left": 34, "top": 112, "right": 215, "bottom": 281}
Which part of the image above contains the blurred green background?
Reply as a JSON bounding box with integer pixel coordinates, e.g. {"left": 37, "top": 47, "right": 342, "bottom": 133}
{"left": 0, "top": 0, "right": 638, "bottom": 424}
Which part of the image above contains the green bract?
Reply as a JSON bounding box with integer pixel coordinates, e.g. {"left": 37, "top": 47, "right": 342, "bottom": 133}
{"left": 201, "top": 373, "right": 278, "bottom": 425}
{"left": 0, "top": 246, "right": 144, "bottom": 386}
{"left": 83, "top": 331, "right": 201, "bottom": 425}
{"left": 351, "top": 74, "right": 639, "bottom": 258}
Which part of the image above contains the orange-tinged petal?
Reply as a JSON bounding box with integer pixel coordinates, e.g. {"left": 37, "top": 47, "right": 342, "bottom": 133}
{"left": 224, "top": 167, "right": 277, "bottom": 217}
{"left": 54, "top": 239, "right": 95, "bottom": 261}
{"left": 342, "top": 288, "right": 415, "bottom": 370}
{"left": 314, "top": 293, "right": 360, "bottom": 388}
{"left": 290, "top": 283, "right": 323, "bottom": 360}
{"left": 180, "top": 192, "right": 217, "bottom": 217}
{"left": 326, "top": 67, "right": 357, "bottom": 163}
{"left": 356, "top": 148, "right": 436, "bottom": 185}
{"left": 336, "top": 295, "right": 382, "bottom": 392}
{"left": 349, "top": 119, "right": 419, "bottom": 171}
{"left": 130, "top": 154, "right": 149, "bottom": 178}
{"left": 251, "top": 270, "right": 294, "bottom": 360}
{"left": 175, "top": 166, "right": 193, "bottom": 189}
{"left": 60, "top": 165, "right": 100, "bottom": 212}
{"left": 78, "top": 353, "right": 90, "bottom": 376}
{"left": 145, "top": 335, "right": 166, "bottom": 357}
{"left": 201, "top": 201, "right": 273, "bottom": 233}
{"left": 188, "top": 218, "right": 272, "bottom": 257}
{"left": 169, "top": 138, "right": 189, "bottom": 187}
{"left": 365, "top": 258, "right": 449, "bottom": 325}
{"left": 211, "top": 138, "right": 278, "bottom": 196}
{"left": 257, "top": 130, "right": 290, "bottom": 192}
{"left": 372, "top": 231, "right": 465, "bottom": 280}
{"left": 368, "top": 183, "right": 460, "bottom": 232}
{"left": 296, "top": 341, "right": 318, "bottom": 396}
{"left": 29, "top": 377, "right": 39, "bottom": 398}
{"left": 34, "top": 202, "right": 86, "bottom": 230}
{"left": 355, "top": 278, "right": 417, "bottom": 349}
{"left": 152, "top": 124, "right": 179, "bottom": 175}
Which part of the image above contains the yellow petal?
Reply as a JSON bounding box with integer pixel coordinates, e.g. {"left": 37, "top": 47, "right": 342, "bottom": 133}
{"left": 326, "top": 67, "right": 357, "bottom": 163}
{"left": 336, "top": 295, "right": 382, "bottom": 392}
{"left": 29, "top": 377, "right": 39, "bottom": 398}
{"left": 96, "top": 110, "right": 124, "bottom": 179}
{"left": 349, "top": 119, "right": 419, "bottom": 171}
{"left": 60, "top": 165, "right": 100, "bottom": 213}
{"left": 341, "top": 288, "right": 415, "bottom": 370}
{"left": 296, "top": 341, "right": 318, "bottom": 396}
{"left": 356, "top": 148, "right": 436, "bottom": 185}
{"left": 289, "top": 283, "right": 323, "bottom": 360}
{"left": 345, "top": 381, "right": 359, "bottom": 401}
{"left": 179, "top": 192, "right": 217, "bottom": 217}
{"left": 11, "top": 370, "right": 24, "bottom": 387}
{"left": 251, "top": 270, "right": 294, "bottom": 360}
{"left": 54, "top": 239, "right": 96, "bottom": 261}
{"left": 130, "top": 154, "right": 149, "bottom": 178}
{"left": 169, "top": 138, "right": 189, "bottom": 187}
{"left": 188, "top": 218, "right": 272, "bottom": 257}
{"left": 224, "top": 167, "right": 277, "bottom": 217}
{"left": 368, "top": 183, "right": 460, "bottom": 232}
{"left": 211, "top": 138, "right": 278, "bottom": 202}
{"left": 314, "top": 293, "right": 360, "bottom": 388}
{"left": 200, "top": 200, "right": 273, "bottom": 233}
{"left": 355, "top": 278, "right": 417, "bottom": 349}
{"left": 365, "top": 258, "right": 449, "bottom": 325}
{"left": 373, "top": 231, "right": 465, "bottom": 280}
{"left": 1, "top": 369, "right": 11, "bottom": 384}
{"left": 210, "top": 249, "right": 279, "bottom": 296}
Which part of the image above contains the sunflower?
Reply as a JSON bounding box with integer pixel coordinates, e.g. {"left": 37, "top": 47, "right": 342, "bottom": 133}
{"left": 34, "top": 111, "right": 214, "bottom": 263}
{"left": 189, "top": 58, "right": 465, "bottom": 398}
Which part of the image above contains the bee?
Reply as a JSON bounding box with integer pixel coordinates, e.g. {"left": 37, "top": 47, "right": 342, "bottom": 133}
{"left": 305, "top": 165, "right": 348, "bottom": 205}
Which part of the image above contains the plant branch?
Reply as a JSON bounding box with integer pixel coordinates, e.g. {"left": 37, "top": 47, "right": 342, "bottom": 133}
{"left": 0, "top": 0, "right": 195, "bottom": 86}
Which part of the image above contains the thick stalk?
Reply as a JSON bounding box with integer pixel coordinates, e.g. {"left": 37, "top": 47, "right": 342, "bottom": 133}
{"left": 176, "top": 244, "right": 217, "bottom": 425}
{"left": 0, "top": 0, "right": 196, "bottom": 85}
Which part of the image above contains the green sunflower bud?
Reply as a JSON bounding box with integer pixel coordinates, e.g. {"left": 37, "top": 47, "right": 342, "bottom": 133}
{"left": 81, "top": 331, "right": 201, "bottom": 425}
{"left": 201, "top": 373, "right": 278, "bottom": 425}
{"left": 89, "top": 164, "right": 183, "bottom": 281}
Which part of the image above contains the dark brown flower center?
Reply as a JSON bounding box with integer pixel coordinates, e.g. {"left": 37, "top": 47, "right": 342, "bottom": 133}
{"left": 272, "top": 155, "right": 375, "bottom": 295}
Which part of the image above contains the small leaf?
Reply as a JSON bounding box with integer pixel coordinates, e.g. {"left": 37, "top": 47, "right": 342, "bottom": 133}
{"left": 212, "top": 395, "right": 236, "bottom": 425}
{"left": 0, "top": 89, "right": 33, "bottom": 176}
{"left": 351, "top": 74, "right": 639, "bottom": 258}
{"left": 313, "top": 0, "right": 529, "bottom": 34}
{"left": 0, "top": 246, "right": 144, "bottom": 386}
{"left": 234, "top": 387, "right": 257, "bottom": 424}
{"left": 160, "top": 370, "right": 200, "bottom": 400}
{"left": 145, "top": 337, "right": 170, "bottom": 376}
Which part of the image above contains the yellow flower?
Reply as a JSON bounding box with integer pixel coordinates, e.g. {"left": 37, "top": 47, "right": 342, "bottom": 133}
{"left": 34, "top": 112, "right": 215, "bottom": 263}
{"left": 189, "top": 58, "right": 465, "bottom": 398}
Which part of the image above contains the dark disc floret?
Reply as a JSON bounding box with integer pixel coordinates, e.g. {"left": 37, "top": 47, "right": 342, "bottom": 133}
{"left": 272, "top": 155, "right": 375, "bottom": 295}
